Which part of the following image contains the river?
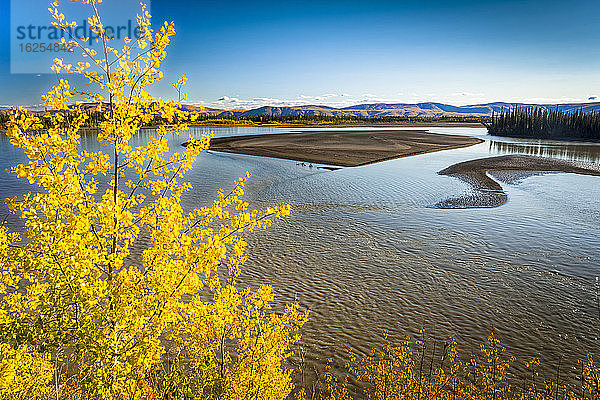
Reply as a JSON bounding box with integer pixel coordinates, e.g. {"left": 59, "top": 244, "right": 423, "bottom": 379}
{"left": 2, "top": 125, "right": 600, "bottom": 391}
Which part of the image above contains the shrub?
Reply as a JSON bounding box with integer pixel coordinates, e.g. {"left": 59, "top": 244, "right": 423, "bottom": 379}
{"left": 0, "top": 1, "right": 306, "bottom": 398}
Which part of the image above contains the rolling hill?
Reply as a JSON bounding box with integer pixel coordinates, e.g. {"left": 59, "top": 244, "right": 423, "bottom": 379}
{"left": 216, "top": 102, "right": 600, "bottom": 118}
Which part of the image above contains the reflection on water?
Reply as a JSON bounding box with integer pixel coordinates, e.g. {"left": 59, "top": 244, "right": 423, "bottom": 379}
{"left": 489, "top": 140, "right": 600, "bottom": 163}
{"left": 1, "top": 126, "right": 600, "bottom": 391}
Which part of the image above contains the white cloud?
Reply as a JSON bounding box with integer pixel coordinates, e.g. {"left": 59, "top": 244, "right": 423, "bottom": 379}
{"left": 198, "top": 93, "right": 369, "bottom": 110}
{"left": 188, "top": 92, "right": 595, "bottom": 111}
{"left": 9, "top": 103, "right": 46, "bottom": 111}
{"left": 518, "top": 96, "right": 585, "bottom": 104}
{"left": 216, "top": 96, "right": 242, "bottom": 103}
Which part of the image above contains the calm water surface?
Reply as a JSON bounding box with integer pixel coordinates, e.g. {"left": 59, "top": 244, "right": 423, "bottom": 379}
{"left": 2, "top": 126, "right": 600, "bottom": 389}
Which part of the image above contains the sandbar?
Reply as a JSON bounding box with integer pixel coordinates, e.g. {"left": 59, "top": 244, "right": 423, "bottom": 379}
{"left": 437, "top": 155, "right": 600, "bottom": 208}
{"left": 205, "top": 130, "right": 484, "bottom": 167}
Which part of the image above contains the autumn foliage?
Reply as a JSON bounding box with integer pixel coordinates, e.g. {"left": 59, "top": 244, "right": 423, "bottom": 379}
{"left": 0, "top": 0, "right": 305, "bottom": 398}
{"left": 318, "top": 334, "right": 600, "bottom": 400}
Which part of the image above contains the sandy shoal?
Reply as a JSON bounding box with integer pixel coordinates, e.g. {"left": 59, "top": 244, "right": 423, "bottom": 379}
{"left": 206, "top": 130, "right": 483, "bottom": 167}
{"left": 437, "top": 155, "right": 600, "bottom": 208}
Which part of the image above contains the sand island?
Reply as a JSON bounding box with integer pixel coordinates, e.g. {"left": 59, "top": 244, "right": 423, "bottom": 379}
{"left": 437, "top": 155, "right": 600, "bottom": 208}
{"left": 204, "top": 129, "right": 484, "bottom": 167}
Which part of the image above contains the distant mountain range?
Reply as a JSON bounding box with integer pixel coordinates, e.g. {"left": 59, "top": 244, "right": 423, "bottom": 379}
{"left": 197, "top": 102, "right": 600, "bottom": 118}
{"left": 5, "top": 101, "right": 600, "bottom": 118}
{"left": 172, "top": 102, "right": 600, "bottom": 118}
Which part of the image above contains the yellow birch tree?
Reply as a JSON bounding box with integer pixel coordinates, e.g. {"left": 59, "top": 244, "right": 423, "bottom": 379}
{"left": 0, "top": 1, "right": 306, "bottom": 398}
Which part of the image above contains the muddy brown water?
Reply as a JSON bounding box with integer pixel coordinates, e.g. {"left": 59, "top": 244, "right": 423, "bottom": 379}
{"left": 2, "top": 126, "right": 600, "bottom": 393}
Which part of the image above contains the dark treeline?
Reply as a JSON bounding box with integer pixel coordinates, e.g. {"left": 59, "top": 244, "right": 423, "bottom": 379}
{"left": 487, "top": 107, "right": 600, "bottom": 140}
{"left": 179, "top": 113, "right": 487, "bottom": 125}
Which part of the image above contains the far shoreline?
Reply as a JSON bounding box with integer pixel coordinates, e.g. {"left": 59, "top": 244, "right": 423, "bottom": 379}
{"left": 0, "top": 120, "right": 486, "bottom": 135}
{"left": 187, "top": 121, "right": 485, "bottom": 129}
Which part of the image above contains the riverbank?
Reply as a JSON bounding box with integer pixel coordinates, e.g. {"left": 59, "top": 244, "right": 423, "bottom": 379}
{"left": 437, "top": 155, "right": 600, "bottom": 208}
{"left": 204, "top": 129, "right": 484, "bottom": 167}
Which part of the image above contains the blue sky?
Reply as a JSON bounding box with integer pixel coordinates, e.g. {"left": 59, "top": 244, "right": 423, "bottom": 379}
{"left": 1, "top": 0, "right": 600, "bottom": 109}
